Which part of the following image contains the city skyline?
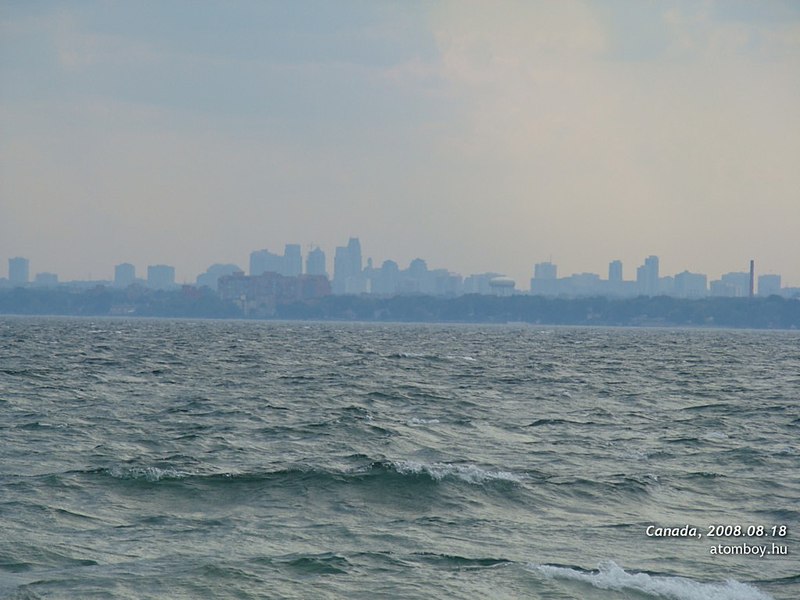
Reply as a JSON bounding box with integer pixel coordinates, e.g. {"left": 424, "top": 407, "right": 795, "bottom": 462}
{"left": 2, "top": 2, "right": 799, "bottom": 287}
{"left": 2, "top": 238, "right": 794, "bottom": 298}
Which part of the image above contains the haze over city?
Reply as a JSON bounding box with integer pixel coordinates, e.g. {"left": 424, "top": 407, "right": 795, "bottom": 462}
{"left": 2, "top": 1, "right": 799, "bottom": 286}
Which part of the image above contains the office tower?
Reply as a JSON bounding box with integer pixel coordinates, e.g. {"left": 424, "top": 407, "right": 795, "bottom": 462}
{"left": 636, "top": 255, "right": 659, "bottom": 295}
{"left": 608, "top": 260, "right": 623, "bottom": 282}
{"left": 333, "top": 237, "right": 365, "bottom": 294}
{"left": 306, "top": 247, "right": 327, "bottom": 277}
{"left": 346, "top": 237, "right": 362, "bottom": 276}
{"left": 530, "top": 261, "right": 558, "bottom": 295}
{"left": 8, "top": 257, "right": 29, "bottom": 285}
{"left": 372, "top": 259, "right": 399, "bottom": 295}
{"left": 147, "top": 265, "right": 175, "bottom": 290}
{"left": 114, "top": 263, "right": 136, "bottom": 287}
{"left": 250, "top": 249, "right": 282, "bottom": 276}
{"left": 283, "top": 244, "right": 302, "bottom": 277}
{"left": 534, "top": 261, "right": 557, "bottom": 280}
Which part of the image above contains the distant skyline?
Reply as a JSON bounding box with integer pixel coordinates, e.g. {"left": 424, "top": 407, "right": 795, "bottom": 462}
{"left": 2, "top": 242, "right": 790, "bottom": 294}
{"left": 2, "top": 1, "right": 799, "bottom": 286}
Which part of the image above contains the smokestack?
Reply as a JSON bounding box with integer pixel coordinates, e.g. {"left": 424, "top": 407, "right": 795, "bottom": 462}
{"left": 749, "top": 260, "right": 755, "bottom": 298}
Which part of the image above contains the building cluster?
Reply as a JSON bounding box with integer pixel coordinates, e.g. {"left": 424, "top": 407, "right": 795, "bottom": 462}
{"left": 530, "top": 256, "right": 791, "bottom": 299}
{"left": 3, "top": 241, "right": 798, "bottom": 301}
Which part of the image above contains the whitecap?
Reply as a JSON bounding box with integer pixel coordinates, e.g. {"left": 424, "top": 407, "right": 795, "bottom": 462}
{"left": 392, "top": 460, "right": 523, "bottom": 484}
{"left": 406, "top": 418, "right": 441, "bottom": 426}
{"left": 107, "top": 466, "right": 190, "bottom": 482}
{"left": 529, "top": 560, "right": 773, "bottom": 600}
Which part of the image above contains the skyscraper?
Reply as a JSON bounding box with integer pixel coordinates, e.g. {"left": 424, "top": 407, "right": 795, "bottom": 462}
{"left": 530, "top": 261, "right": 558, "bottom": 295}
{"left": 283, "top": 244, "right": 303, "bottom": 277}
{"left": 306, "top": 247, "right": 327, "bottom": 277}
{"left": 333, "top": 237, "right": 365, "bottom": 294}
{"left": 636, "top": 255, "right": 659, "bottom": 295}
{"left": 249, "top": 249, "right": 283, "bottom": 276}
{"left": 8, "top": 257, "right": 29, "bottom": 285}
{"left": 608, "top": 260, "right": 623, "bottom": 282}
{"left": 534, "top": 261, "right": 557, "bottom": 280}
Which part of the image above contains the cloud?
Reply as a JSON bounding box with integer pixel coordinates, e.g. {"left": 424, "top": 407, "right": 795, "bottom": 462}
{"left": 1, "top": 2, "right": 799, "bottom": 285}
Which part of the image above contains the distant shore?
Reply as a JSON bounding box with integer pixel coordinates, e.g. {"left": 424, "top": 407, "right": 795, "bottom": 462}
{"left": 1, "top": 287, "right": 799, "bottom": 330}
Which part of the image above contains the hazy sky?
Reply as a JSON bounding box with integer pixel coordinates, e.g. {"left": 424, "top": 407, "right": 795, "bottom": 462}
{"left": 2, "top": 1, "right": 799, "bottom": 286}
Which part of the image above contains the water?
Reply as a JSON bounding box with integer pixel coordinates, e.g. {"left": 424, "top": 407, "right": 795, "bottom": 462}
{"left": 1, "top": 317, "right": 798, "bottom": 599}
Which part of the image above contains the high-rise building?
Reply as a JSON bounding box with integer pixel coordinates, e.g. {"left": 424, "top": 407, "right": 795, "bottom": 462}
{"left": 306, "top": 247, "right": 327, "bottom": 277}
{"left": 147, "top": 265, "right": 175, "bottom": 290}
{"left": 8, "top": 257, "right": 29, "bottom": 285}
{"left": 114, "top": 263, "right": 136, "bottom": 287}
{"left": 250, "top": 244, "right": 303, "bottom": 277}
{"left": 534, "top": 262, "right": 557, "bottom": 280}
{"left": 372, "top": 259, "right": 399, "bottom": 295}
{"left": 283, "top": 244, "right": 302, "bottom": 277}
{"left": 249, "top": 249, "right": 283, "bottom": 276}
{"left": 636, "top": 255, "right": 659, "bottom": 295}
{"left": 530, "top": 262, "right": 558, "bottom": 295}
{"left": 332, "top": 237, "right": 365, "bottom": 294}
{"left": 608, "top": 260, "right": 623, "bottom": 282}
{"left": 346, "top": 237, "right": 362, "bottom": 277}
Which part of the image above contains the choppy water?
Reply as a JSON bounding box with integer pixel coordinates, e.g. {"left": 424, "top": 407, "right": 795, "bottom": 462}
{"left": 1, "top": 318, "right": 798, "bottom": 599}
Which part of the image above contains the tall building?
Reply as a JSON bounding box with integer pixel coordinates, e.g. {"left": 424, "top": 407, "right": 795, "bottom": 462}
{"left": 250, "top": 244, "right": 304, "bottom": 277}
{"left": 283, "top": 244, "right": 303, "bottom": 277}
{"left": 114, "top": 263, "right": 136, "bottom": 287}
{"left": 636, "top": 255, "right": 659, "bottom": 295}
{"left": 332, "top": 237, "right": 365, "bottom": 294}
{"left": 306, "top": 247, "right": 327, "bottom": 277}
{"left": 250, "top": 249, "right": 283, "bottom": 276}
{"left": 534, "top": 262, "right": 557, "bottom": 280}
{"left": 372, "top": 260, "right": 399, "bottom": 295}
{"left": 147, "top": 265, "right": 175, "bottom": 290}
{"left": 346, "top": 237, "right": 362, "bottom": 278}
{"left": 8, "top": 257, "right": 29, "bottom": 285}
{"left": 530, "top": 262, "right": 558, "bottom": 295}
{"left": 608, "top": 260, "right": 623, "bottom": 282}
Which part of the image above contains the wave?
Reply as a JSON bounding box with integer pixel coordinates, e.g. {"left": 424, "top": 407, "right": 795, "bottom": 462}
{"left": 106, "top": 466, "right": 192, "bottom": 482}
{"left": 92, "top": 460, "right": 524, "bottom": 487}
{"left": 389, "top": 460, "right": 524, "bottom": 484}
{"left": 529, "top": 561, "right": 773, "bottom": 600}
{"left": 406, "top": 417, "right": 440, "bottom": 426}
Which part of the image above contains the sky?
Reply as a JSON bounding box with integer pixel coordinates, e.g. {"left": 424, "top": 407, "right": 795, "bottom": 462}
{"left": 1, "top": 0, "right": 799, "bottom": 287}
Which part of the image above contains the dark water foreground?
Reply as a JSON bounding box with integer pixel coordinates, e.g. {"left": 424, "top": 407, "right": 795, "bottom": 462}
{"left": 1, "top": 318, "right": 798, "bottom": 599}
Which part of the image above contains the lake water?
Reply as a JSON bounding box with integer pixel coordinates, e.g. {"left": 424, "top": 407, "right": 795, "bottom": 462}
{"left": 1, "top": 318, "right": 798, "bottom": 599}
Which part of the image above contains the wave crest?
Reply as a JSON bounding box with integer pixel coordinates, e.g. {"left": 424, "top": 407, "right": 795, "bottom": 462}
{"left": 107, "top": 466, "right": 191, "bottom": 482}
{"left": 390, "top": 461, "right": 523, "bottom": 485}
{"left": 529, "top": 561, "right": 773, "bottom": 600}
